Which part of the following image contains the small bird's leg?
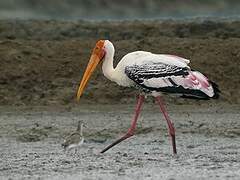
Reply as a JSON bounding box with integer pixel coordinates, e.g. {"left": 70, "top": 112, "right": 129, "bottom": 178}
{"left": 155, "top": 96, "right": 177, "bottom": 154}
{"left": 100, "top": 94, "right": 145, "bottom": 153}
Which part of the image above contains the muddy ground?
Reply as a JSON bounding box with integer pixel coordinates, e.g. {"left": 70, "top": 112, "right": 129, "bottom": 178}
{"left": 0, "top": 19, "right": 240, "bottom": 105}
{"left": 0, "top": 19, "right": 240, "bottom": 179}
{"left": 0, "top": 105, "right": 240, "bottom": 179}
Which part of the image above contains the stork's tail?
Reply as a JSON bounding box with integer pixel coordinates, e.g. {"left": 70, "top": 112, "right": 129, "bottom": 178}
{"left": 181, "top": 71, "right": 220, "bottom": 100}
{"left": 209, "top": 80, "right": 220, "bottom": 99}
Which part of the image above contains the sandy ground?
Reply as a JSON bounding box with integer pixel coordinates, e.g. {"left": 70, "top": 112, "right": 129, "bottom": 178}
{"left": 0, "top": 104, "right": 240, "bottom": 179}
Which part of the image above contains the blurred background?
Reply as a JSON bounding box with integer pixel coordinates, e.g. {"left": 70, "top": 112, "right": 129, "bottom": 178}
{"left": 0, "top": 0, "right": 240, "bottom": 20}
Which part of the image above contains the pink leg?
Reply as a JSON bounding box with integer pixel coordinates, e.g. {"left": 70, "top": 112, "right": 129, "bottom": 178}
{"left": 155, "top": 96, "right": 177, "bottom": 154}
{"left": 100, "top": 94, "right": 145, "bottom": 153}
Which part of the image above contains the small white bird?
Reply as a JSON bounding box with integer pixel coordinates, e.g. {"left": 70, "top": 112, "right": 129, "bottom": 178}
{"left": 62, "top": 121, "right": 86, "bottom": 153}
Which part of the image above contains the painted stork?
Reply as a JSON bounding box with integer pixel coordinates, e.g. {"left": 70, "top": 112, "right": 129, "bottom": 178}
{"left": 76, "top": 40, "right": 220, "bottom": 154}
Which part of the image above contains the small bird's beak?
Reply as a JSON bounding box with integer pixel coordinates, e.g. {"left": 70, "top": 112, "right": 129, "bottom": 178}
{"left": 77, "top": 40, "right": 105, "bottom": 101}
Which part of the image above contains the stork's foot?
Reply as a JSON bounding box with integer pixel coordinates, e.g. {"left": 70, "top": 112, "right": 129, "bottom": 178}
{"left": 171, "top": 134, "right": 177, "bottom": 154}
{"left": 169, "top": 124, "right": 177, "bottom": 154}
{"left": 100, "top": 131, "right": 134, "bottom": 153}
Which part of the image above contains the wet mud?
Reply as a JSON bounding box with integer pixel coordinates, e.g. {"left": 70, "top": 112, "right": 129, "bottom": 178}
{"left": 0, "top": 20, "right": 240, "bottom": 105}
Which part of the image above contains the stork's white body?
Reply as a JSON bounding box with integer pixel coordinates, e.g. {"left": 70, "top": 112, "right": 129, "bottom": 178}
{"left": 101, "top": 40, "right": 217, "bottom": 99}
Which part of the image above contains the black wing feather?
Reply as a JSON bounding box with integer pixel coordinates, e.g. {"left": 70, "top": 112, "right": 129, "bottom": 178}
{"left": 125, "top": 62, "right": 189, "bottom": 85}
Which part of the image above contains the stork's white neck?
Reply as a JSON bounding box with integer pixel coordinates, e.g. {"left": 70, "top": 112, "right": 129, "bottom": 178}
{"left": 101, "top": 40, "right": 131, "bottom": 87}
{"left": 102, "top": 42, "right": 117, "bottom": 82}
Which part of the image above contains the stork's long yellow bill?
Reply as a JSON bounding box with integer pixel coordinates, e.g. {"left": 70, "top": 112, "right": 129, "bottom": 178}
{"left": 76, "top": 40, "right": 105, "bottom": 101}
